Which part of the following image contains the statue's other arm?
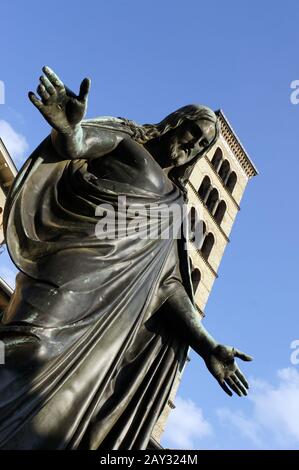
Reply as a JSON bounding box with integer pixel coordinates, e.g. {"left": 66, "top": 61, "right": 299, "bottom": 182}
{"left": 164, "top": 288, "right": 252, "bottom": 397}
{"left": 29, "top": 66, "right": 124, "bottom": 160}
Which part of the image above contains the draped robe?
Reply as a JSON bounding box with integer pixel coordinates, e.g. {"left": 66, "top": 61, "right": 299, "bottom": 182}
{"left": 0, "top": 123, "right": 194, "bottom": 449}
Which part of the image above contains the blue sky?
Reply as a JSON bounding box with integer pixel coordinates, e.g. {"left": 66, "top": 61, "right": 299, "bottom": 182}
{"left": 1, "top": 0, "right": 299, "bottom": 449}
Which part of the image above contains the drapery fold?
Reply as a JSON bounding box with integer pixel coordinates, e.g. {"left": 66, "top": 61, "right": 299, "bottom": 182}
{"left": 0, "top": 129, "right": 191, "bottom": 449}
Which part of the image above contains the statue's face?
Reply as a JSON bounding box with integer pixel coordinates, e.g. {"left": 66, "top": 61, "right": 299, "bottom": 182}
{"left": 167, "top": 119, "right": 216, "bottom": 167}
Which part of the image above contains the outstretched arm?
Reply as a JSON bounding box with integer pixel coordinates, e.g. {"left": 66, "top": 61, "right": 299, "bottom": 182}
{"left": 165, "top": 289, "right": 252, "bottom": 397}
{"left": 29, "top": 66, "right": 123, "bottom": 159}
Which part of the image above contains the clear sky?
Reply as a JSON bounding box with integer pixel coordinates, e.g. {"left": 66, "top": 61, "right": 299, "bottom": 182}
{"left": 0, "top": 0, "right": 299, "bottom": 450}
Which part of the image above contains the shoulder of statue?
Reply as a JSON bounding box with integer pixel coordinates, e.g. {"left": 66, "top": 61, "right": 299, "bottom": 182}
{"left": 82, "top": 117, "right": 134, "bottom": 137}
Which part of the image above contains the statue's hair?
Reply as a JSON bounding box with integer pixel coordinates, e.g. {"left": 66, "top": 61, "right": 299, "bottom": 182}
{"left": 84, "top": 104, "right": 219, "bottom": 149}
{"left": 118, "top": 104, "right": 220, "bottom": 147}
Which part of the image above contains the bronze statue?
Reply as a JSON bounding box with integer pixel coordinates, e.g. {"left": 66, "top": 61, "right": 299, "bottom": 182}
{"left": 0, "top": 67, "right": 252, "bottom": 450}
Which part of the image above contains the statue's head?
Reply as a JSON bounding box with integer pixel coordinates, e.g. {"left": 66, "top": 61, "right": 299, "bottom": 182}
{"left": 85, "top": 104, "right": 219, "bottom": 170}
{"left": 160, "top": 110, "right": 218, "bottom": 167}
{"left": 141, "top": 104, "right": 220, "bottom": 169}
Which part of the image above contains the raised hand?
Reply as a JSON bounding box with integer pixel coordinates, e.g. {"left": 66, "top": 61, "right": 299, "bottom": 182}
{"left": 28, "top": 66, "right": 90, "bottom": 134}
{"left": 204, "top": 344, "right": 253, "bottom": 397}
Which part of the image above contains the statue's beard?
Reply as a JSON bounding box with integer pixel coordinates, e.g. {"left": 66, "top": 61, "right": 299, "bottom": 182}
{"left": 169, "top": 141, "right": 189, "bottom": 166}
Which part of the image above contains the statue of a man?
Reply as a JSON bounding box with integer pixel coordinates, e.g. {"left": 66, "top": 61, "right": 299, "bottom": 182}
{"left": 0, "top": 67, "right": 252, "bottom": 450}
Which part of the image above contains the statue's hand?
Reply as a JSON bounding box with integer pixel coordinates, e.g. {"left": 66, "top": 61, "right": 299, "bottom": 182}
{"left": 28, "top": 66, "right": 90, "bottom": 134}
{"left": 204, "top": 344, "right": 252, "bottom": 397}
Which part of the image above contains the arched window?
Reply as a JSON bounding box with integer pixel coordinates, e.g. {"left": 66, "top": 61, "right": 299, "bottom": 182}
{"left": 206, "top": 188, "right": 219, "bottom": 214}
{"left": 201, "top": 233, "right": 214, "bottom": 261}
{"left": 200, "top": 221, "right": 206, "bottom": 238}
{"left": 211, "top": 148, "right": 223, "bottom": 170}
{"left": 189, "top": 207, "right": 203, "bottom": 238}
{"left": 214, "top": 200, "right": 226, "bottom": 225}
{"left": 195, "top": 220, "right": 206, "bottom": 250}
{"left": 198, "top": 176, "right": 211, "bottom": 200}
{"left": 189, "top": 206, "right": 197, "bottom": 234}
{"left": 191, "top": 268, "right": 201, "bottom": 293}
{"left": 219, "top": 160, "right": 230, "bottom": 182}
{"left": 189, "top": 210, "right": 206, "bottom": 250}
{"left": 226, "top": 171, "right": 237, "bottom": 194}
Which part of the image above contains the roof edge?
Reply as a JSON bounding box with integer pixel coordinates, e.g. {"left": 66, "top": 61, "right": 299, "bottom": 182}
{"left": 215, "top": 109, "right": 259, "bottom": 178}
{"left": 0, "top": 276, "right": 13, "bottom": 297}
{"left": 0, "top": 138, "right": 18, "bottom": 177}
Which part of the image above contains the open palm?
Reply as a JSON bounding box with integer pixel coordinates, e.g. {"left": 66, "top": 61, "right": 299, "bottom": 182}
{"left": 204, "top": 344, "right": 252, "bottom": 396}
{"left": 28, "top": 66, "right": 90, "bottom": 134}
